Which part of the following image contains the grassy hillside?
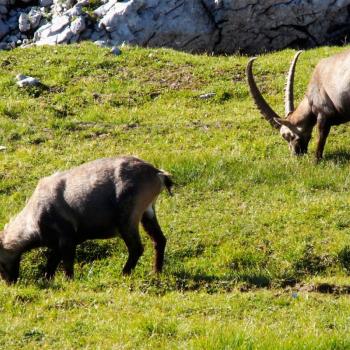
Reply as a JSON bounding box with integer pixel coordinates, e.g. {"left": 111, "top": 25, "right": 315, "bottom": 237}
{"left": 1, "top": 43, "right": 350, "bottom": 349}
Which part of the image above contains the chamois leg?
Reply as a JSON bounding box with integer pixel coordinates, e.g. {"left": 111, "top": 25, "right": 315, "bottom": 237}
{"left": 141, "top": 207, "right": 167, "bottom": 273}
{"left": 6, "top": 257, "right": 20, "bottom": 284}
{"left": 60, "top": 238, "right": 76, "bottom": 279}
{"left": 45, "top": 249, "right": 62, "bottom": 280}
{"left": 316, "top": 117, "right": 331, "bottom": 161}
{"left": 119, "top": 223, "right": 144, "bottom": 275}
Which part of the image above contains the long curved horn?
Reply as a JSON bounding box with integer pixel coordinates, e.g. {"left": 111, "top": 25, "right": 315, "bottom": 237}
{"left": 284, "top": 50, "right": 303, "bottom": 116}
{"left": 246, "top": 57, "right": 281, "bottom": 129}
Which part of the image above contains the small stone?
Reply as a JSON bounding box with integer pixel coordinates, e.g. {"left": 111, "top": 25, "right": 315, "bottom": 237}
{"left": 50, "top": 15, "right": 70, "bottom": 34}
{"left": 19, "top": 13, "right": 31, "bottom": 32}
{"left": 56, "top": 26, "right": 73, "bottom": 44}
{"left": 39, "top": 0, "right": 53, "bottom": 7}
{"left": 110, "top": 46, "right": 121, "bottom": 55}
{"left": 66, "top": 3, "right": 83, "bottom": 17}
{"left": 0, "top": 146, "right": 6, "bottom": 151}
{"left": 28, "top": 9, "right": 42, "bottom": 30}
{"left": 16, "top": 74, "right": 40, "bottom": 87}
{"left": 199, "top": 92, "right": 216, "bottom": 99}
{"left": 70, "top": 16, "right": 85, "bottom": 35}
{"left": 94, "top": 39, "right": 112, "bottom": 48}
{"left": 77, "top": 0, "right": 89, "bottom": 6}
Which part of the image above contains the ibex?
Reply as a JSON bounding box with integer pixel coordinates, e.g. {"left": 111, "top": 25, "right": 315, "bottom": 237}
{"left": 247, "top": 49, "right": 350, "bottom": 160}
{"left": 0, "top": 156, "right": 173, "bottom": 284}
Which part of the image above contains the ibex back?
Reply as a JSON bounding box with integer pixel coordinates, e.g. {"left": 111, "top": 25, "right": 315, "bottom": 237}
{"left": 0, "top": 156, "right": 173, "bottom": 284}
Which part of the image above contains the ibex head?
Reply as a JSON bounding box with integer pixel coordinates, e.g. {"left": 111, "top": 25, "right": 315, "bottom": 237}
{"left": 246, "top": 51, "right": 311, "bottom": 155}
{"left": 274, "top": 118, "right": 311, "bottom": 155}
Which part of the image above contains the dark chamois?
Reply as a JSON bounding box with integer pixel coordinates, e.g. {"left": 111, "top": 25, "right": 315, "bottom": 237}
{"left": 0, "top": 156, "right": 173, "bottom": 284}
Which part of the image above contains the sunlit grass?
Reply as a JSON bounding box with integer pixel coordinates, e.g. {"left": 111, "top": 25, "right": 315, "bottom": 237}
{"left": 1, "top": 43, "right": 350, "bottom": 348}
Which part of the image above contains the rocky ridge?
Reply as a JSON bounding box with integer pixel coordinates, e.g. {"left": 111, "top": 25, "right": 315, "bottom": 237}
{"left": 1, "top": 0, "right": 350, "bottom": 54}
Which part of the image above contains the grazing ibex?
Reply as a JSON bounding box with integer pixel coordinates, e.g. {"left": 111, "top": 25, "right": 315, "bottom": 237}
{"left": 247, "top": 49, "right": 350, "bottom": 160}
{"left": 0, "top": 156, "right": 173, "bottom": 284}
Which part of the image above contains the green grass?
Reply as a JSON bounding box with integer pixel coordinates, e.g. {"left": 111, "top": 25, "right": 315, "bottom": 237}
{"left": 1, "top": 43, "right": 350, "bottom": 348}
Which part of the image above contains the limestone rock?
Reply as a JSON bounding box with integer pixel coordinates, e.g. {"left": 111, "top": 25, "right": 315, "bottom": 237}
{"left": 110, "top": 45, "right": 121, "bottom": 55}
{"left": 39, "top": 0, "right": 53, "bottom": 7}
{"left": 18, "top": 13, "right": 30, "bottom": 32}
{"left": 96, "top": 0, "right": 217, "bottom": 52}
{"left": 28, "top": 9, "right": 42, "bottom": 30}
{"left": 0, "top": 5, "right": 8, "bottom": 15}
{"left": 0, "top": 0, "right": 14, "bottom": 5}
{"left": 0, "top": 41, "right": 8, "bottom": 50}
{"left": 0, "top": 18, "right": 8, "bottom": 39}
{"left": 91, "top": 0, "right": 350, "bottom": 54}
{"left": 56, "top": 25, "right": 73, "bottom": 44}
{"left": 70, "top": 16, "right": 85, "bottom": 35}
{"left": 2, "top": 0, "right": 350, "bottom": 54}
{"left": 203, "top": 0, "right": 350, "bottom": 54}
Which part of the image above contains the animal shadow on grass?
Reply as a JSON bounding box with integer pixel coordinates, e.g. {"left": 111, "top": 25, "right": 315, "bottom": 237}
{"left": 20, "top": 83, "right": 50, "bottom": 98}
{"left": 167, "top": 243, "right": 275, "bottom": 292}
{"left": 167, "top": 242, "right": 340, "bottom": 293}
{"left": 29, "top": 241, "right": 116, "bottom": 284}
{"left": 323, "top": 150, "right": 350, "bottom": 164}
{"left": 75, "top": 241, "right": 116, "bottom": 263}
{"left": 170, "top": 269, "right": 273, "bottom": 293}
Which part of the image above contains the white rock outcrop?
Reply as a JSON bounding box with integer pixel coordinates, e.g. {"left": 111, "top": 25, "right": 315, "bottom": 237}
{"left": 96, "top": 0, "right": 218, "bottom": 51}
{"left": 0, "top": 0, "right": 350, "bottom": 54}
{"left": 203, "top": 0, "right": 350, "bottom": 54}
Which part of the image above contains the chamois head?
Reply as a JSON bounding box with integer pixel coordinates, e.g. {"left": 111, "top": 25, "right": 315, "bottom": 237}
{"left": 246, "top": 51, "right": 311, "bottom": 155}
{"left": 0, "top": 235, "right": 20, "bottom": 284}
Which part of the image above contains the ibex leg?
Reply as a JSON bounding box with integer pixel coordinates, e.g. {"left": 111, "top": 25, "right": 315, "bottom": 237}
{"left": 316, "top": 116, "right": 331, "bottom": 160}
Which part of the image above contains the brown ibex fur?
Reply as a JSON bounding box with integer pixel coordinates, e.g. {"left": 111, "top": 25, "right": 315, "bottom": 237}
{"left": 247, "top": 49, "right": 350, "bottom": 160}
{"left": 0, "top": 156, "right": 173, "bottom": 284}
